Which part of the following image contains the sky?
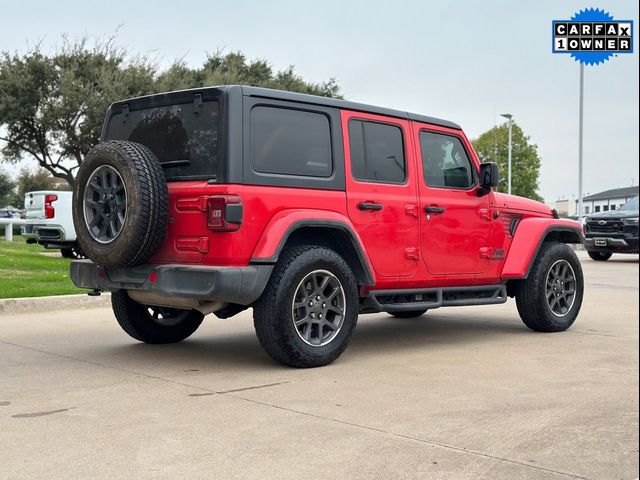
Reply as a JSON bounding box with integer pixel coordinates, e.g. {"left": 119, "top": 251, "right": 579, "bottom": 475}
{"left": 1, "top": 0, "right": 638, "bottom": 203}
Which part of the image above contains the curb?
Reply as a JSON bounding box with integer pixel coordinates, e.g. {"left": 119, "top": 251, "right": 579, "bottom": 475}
{"left": 0, "top": 292, "right": 111, "bottom": 315}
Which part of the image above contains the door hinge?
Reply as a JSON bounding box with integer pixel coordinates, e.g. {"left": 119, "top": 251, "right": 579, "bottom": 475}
{"left": 193, "top": 93, "right": 203, "bottom": 114}
{"left": 404, "top": 247, "right": 419, "bottom": 261}
{"left": 479, "top": 208, "right": 492, "bottom": 221}
{"left": 176, "top": 236, "right": 210, "bottom": 253}
{"left": 176, "top": 196, "right": 209, "bottom": 212}
{"left": 405, "top": 205, "right": 420, "bottom": 218}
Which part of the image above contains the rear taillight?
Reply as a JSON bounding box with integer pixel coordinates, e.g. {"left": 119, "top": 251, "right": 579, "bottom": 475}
{"left": 44, "top": 194, "right": 57, "bottom": 219}
{"left": 206, "top": 195, "right": 242, "bottom": 232}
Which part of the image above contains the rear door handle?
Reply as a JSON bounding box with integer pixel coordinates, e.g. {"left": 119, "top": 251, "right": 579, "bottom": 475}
{"left": 424, "top": 206, "right": 445, "bottom": 214}
{"left": 358, "top": 202, "right": 383, "bottom": 212}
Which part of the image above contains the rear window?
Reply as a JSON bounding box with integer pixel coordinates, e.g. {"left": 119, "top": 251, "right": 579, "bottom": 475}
{"left": 103, "top": 101, "right": 219, "bottom": 180}
{"left": 348, "top": 120, "right": 406, "bottom": 184}
{"left": 250, "top": 106, "right": 332, "bottom": 177}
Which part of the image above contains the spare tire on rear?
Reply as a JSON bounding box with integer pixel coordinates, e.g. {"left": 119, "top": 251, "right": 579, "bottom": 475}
{"left": 73, "top": 140, "right": 168, "bottom": 268}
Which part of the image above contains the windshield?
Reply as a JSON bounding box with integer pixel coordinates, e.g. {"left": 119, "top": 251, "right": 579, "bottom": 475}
{"left": 620, "top": 196, "right": 639, "bottom": 211}
{"left": 103, "top": 100, "right": 219, "bottom": 181}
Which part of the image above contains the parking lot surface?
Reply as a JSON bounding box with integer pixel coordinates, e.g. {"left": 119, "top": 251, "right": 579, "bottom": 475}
{"left": 1, "top": 252, "right": 638, "bottom": 480}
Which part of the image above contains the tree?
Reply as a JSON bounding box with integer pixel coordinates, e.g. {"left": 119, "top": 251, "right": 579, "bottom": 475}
{"left": 156, "top": 51, "right": 342, "bottom": 99}
{"left": 1, "top": 40, "right": 342, "bottom": 187}
{"left": 0, "top": 168, "right": 62, "bottom": 208}
{"left": 0, "top": 38, "right": 156, "bottom": 187}
{"left": 472, "top": 122, "right": 543, "bottom": 202}
{"left": 14, "top": 167, "right": 59, "bottom": 199}
{"left": 0, "top": 169, "right": 16, "bottom": 207}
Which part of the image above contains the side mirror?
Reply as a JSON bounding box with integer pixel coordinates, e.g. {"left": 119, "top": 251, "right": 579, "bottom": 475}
{"left": 478, "top": 162, "right": 500, "bottom": 195}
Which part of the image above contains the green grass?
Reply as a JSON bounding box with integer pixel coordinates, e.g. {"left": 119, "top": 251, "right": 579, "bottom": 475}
{"left": 0, "top": 240, "right": 83, "bottom": 299}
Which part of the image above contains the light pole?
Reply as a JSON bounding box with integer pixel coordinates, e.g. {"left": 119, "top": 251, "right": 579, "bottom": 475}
{"left": 500, "top": 113, "right": 513, "bottom": 195}
{"left": 578, "top": 64, "right": 584, "bottom": 222}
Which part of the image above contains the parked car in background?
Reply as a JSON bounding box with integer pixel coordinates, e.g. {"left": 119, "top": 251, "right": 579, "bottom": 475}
{"left": 584, "top": 196, "right": 639, "bottom": 260}
{"left": 7, "top": 209, "right": 25, "bottom": 219}
{"left": 22, "top": 190, "right": 84, "bottom": 258}
{"left": 0, "top": 209, "right": 12, "bottom": 219}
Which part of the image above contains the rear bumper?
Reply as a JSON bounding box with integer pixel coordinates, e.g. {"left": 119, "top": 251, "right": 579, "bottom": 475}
{"left": 70, "top": 260, "right": 273, "bottom": 305}
{"left": 21, "top": 223, "right": 37, "bottom": 238}
{"left": 22, "top": 223, "right": 68, "bottom": 242}
{"left": 22, "top": 223, "right": 75, "bottom": 248}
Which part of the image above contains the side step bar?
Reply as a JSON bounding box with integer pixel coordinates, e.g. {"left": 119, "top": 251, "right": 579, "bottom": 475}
{"left": 367, "top": 285, "right": 508, "bottom": 312}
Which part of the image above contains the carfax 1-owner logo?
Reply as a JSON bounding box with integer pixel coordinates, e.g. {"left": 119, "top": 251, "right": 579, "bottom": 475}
{"left": 552, "top": 8, "right": 634, "bottom": 65}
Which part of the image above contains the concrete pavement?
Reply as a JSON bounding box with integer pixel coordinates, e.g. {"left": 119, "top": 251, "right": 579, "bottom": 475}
{"left": 0, "top": 253, "right": 638, "bottom": 479}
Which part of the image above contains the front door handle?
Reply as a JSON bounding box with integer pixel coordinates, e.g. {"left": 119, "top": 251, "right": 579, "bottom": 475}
{"left": 424, "top": 206, "right": 446, "bottom": 214}
{"left": 358, "top": 202, "right": 383, "bottom": 212}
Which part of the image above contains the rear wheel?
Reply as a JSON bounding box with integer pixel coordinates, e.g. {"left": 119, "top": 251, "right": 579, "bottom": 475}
{"left": 515, "top": 242, "right": 584, "bottom": 332}
{"left": 388, "top": 310, "right": 428, "bottom": 318}
{"left": 111, "top": 290, "right": 204, "bottom": 344}
{"left": 253, "top": 246, "right": 359, "bottom": 368}
{"left": 587, "top": 250, "right": 612, "bottom": 261}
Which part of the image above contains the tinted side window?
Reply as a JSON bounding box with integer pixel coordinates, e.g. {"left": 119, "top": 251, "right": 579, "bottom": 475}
{"left": 349, "top": 120, "right": 405, "bottom": 183}
{"left": 250, "top": 106, "right": 332, "bottom": 177}
{"left": 420, "top": 131, "right": 476, "bottom": 189}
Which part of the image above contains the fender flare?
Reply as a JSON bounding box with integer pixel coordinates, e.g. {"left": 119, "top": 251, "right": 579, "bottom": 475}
{"left": 250, "top": 210, "right": 375, "bottom": 285}
{"left": 502, "top": 218, "right": 583, "bottom": 279}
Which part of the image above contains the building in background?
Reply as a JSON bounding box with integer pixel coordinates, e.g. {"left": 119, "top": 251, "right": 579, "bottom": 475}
{"left": 578, "top": 186, "right": 639, "bottom": 216}
{"left": 555, "top": 197, "right": 577, "bottom": 218}
{"left": 51, "top": 177, "right": 70, "bottom": 190}
{"left": 553, "top": 186, "right": 638, "bottom": 219}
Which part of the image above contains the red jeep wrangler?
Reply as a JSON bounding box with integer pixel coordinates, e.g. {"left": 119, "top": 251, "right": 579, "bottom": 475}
{"left": 70, "top": 86, "right": 584, "bottom": 367}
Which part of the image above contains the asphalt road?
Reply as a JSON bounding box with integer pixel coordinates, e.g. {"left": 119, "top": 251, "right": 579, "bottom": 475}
{"left": 1, "top": 252, "right": 638, "bottom": 480}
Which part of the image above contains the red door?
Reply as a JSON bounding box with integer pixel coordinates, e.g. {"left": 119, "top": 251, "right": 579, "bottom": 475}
{"left": 342, "top": 110, "right": 419, "bottom": 278}
{"left": 413, "top": 123, "right": 492, "bottom": 276}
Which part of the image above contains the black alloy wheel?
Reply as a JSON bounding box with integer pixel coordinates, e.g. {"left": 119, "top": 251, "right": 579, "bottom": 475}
{"left": 291, "top": 269, "right": 346, "bottom": 347}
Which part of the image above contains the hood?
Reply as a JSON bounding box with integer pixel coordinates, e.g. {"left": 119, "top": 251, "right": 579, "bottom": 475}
{"left": 494, "top": 193, "right": 554, "bottom": 216}
{"left": 587, "top": 209, "right": 639, "bottom": 220}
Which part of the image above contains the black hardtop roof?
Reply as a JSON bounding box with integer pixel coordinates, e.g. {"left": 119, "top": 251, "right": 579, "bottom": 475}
{"left": 109, "top": 85, "right": 462, "bottom": 130}
{"left": 240, "top": 86, "right": 461, "bottom": 130}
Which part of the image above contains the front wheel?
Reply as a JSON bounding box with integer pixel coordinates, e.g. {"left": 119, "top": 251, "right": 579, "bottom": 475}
{"left": 587, "top": 250, "right": 612, "bottom": 261}
{"left": 515, "top": 242, "right": 584, "bottom": 332}
{"left": 111, "top": 290, "right": 204, "bottom": 344}
{"left": 253, "top": 246, "right": 359, "bottom": 368}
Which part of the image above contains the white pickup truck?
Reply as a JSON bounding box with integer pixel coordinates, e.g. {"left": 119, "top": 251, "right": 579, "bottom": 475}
{"left": 22, "top": 190, "right": 84, "bottom": 258}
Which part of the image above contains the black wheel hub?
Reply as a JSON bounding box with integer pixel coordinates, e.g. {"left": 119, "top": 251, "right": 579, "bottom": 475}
{"left": 545, "top": 259, "right": 577, "bottom": 317}
{"left": 83, "top": 165, "right": 127, "bottom": 244}
{"left": 291, "top": 270, "right": 346, "bottom": 347}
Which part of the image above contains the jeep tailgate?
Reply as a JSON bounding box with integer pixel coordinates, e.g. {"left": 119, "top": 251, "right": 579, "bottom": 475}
{"left": 148, "top": 181, "right": 208, "bottom": 264}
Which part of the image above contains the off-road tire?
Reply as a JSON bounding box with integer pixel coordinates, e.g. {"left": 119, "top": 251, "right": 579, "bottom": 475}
{"left": 73, "top": 140, "right": 168, "bottom": 268}
{"left": 515, "top": 241, "right": 584, "bottom": 332}
{"left": 587, "top": 250, "right": 612, "bottom": 261}
{"left": 253, "top": 246, "right": 359, "bottom": 368}
{"left": 388, "top": 310, "right": 428, "bottom": 318}
{"left": 111, "top": 290, "right": 204, "bottom": 344}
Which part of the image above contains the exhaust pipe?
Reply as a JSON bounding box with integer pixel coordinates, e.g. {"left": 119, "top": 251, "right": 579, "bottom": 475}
{"left": 127, "top": 290, "right": 226, "bottom": 315}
